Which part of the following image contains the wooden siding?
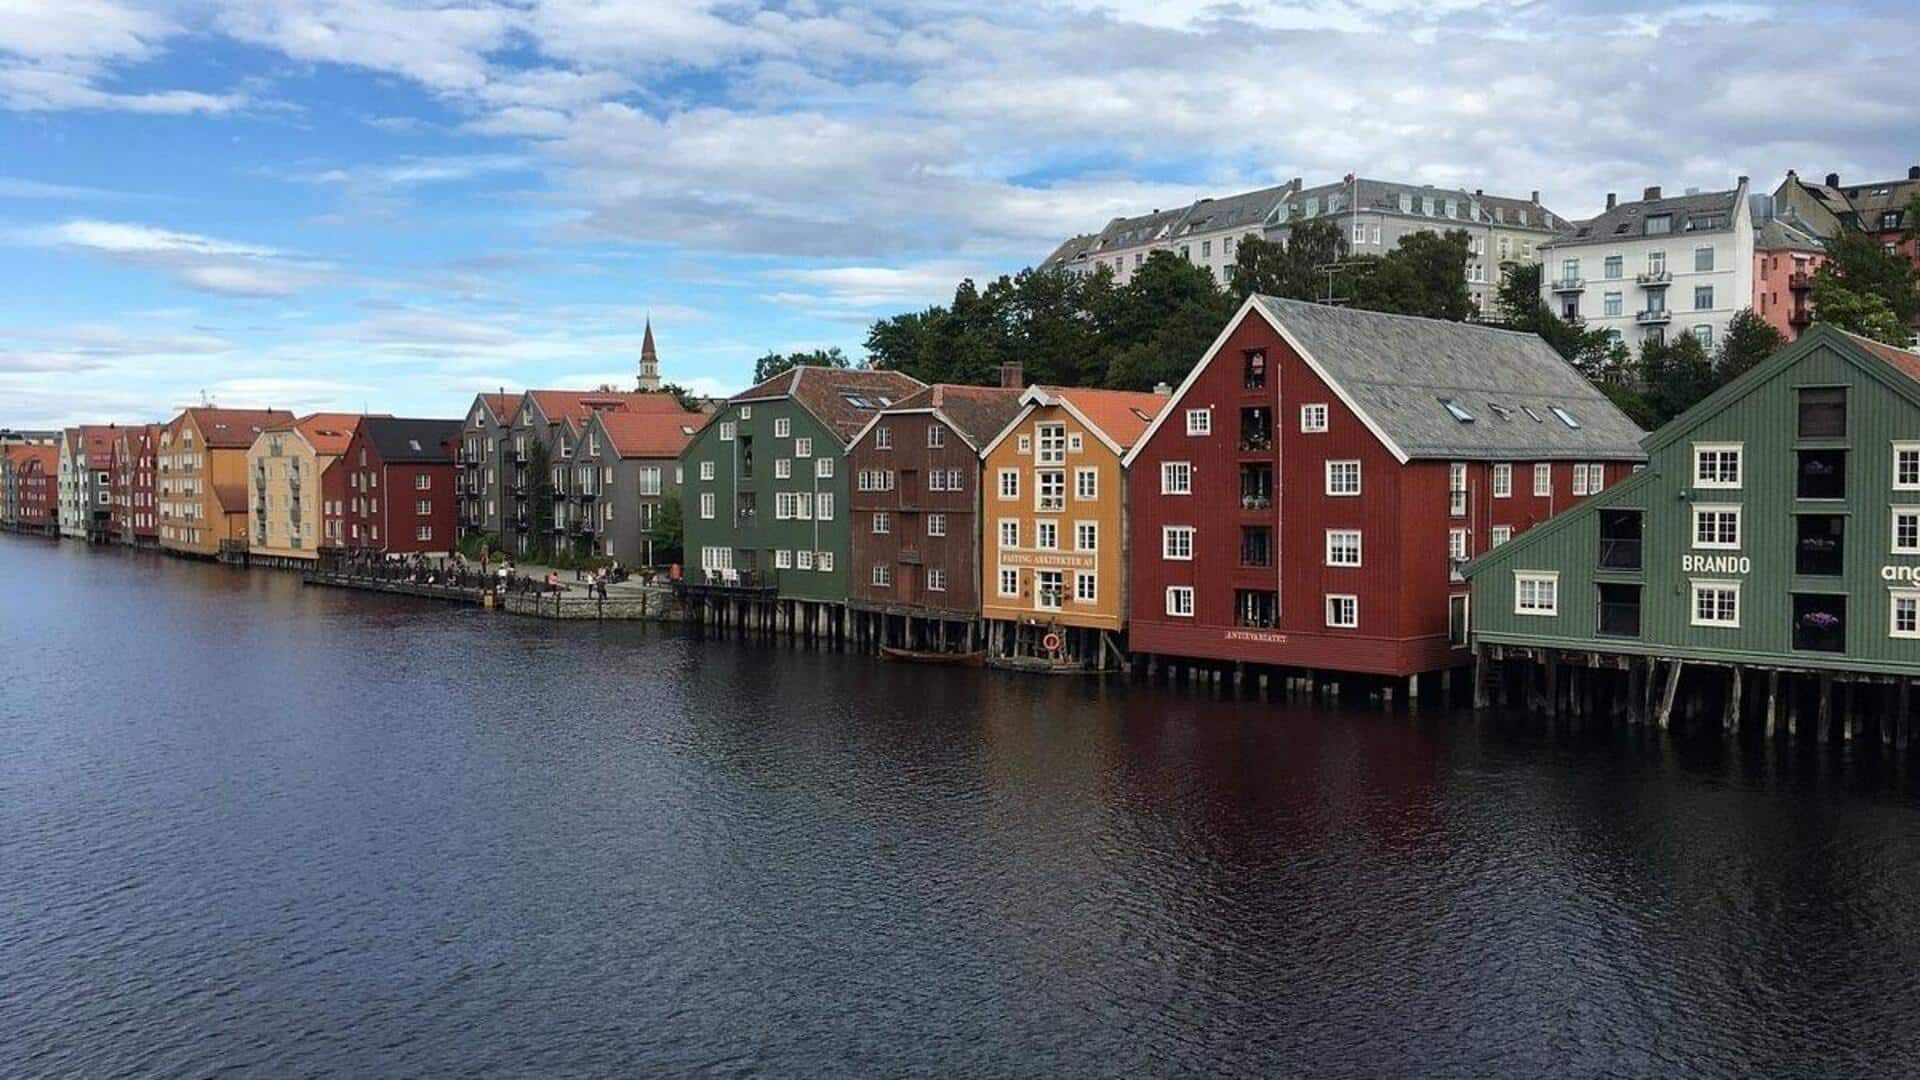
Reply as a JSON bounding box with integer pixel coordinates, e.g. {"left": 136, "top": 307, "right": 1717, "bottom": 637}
{"left": 1470, "top": 330, "right": 1920, "bottom": 676}
{"left": 980, "top": 401, "right": 1131, "bottom": 632}
{"left": 848, "top": 411, "right": 984, "bottom": 617}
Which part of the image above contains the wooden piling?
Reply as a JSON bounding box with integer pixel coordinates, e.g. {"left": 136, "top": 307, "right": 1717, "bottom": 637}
{"left": 1765, "top": 670, "right": 1780, "bottom": 738}
{"left": 1817, "top": 673, "right": 1833, "bottom": 742}
{"left": 1723, "top": 666, "right": 1743, "bottom": 736}
{"left": 1656, "top": 660, "right": 1683, "bottom": 730}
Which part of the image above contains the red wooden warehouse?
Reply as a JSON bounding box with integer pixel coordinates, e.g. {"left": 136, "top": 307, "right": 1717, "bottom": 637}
{"left": 338, "top": 417, "right": 462, "bottom": 555}
{"left": 1124, "top": 296, "right": 1645, "bottom": 681}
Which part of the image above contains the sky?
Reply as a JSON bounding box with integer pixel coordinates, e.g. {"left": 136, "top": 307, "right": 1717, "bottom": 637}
{"left": 2, "top": 0, "right": 1917, "bottom": 430}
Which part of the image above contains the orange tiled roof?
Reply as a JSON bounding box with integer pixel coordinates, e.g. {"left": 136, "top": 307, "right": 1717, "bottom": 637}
{"left": 292, "top": 412, "right": 370, "bottom": 457}
{"left": 480, "top": 392, "right": 521, "bottom": 424}
{"left": 594, "top": 409, "right": 709, "bottom": 458}
{"left": 1847, "top": 331, "right": 1920, "bottom": 382}
{"left": 527, "top": 390, "right": 687, "bottom": 428}
{"left": 1042, "top": 387, "right": 1170, "bottom": 450}
{"left": 185, "top": 407, "right": 297, "bottom": 448}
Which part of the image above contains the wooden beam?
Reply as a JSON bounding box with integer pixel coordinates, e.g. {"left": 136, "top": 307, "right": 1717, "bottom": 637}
{"left": 1765, "top": 670, "right": 1780, "bottom": 739}
{"left": 1817, "top": 672, "right": 1834, "bottom": 743}
{"left": 1656, "top": 659, "right": 1684, "bottom": 730}
{"left": 1724, "top": 665, "right": 1743, "bottom": 735}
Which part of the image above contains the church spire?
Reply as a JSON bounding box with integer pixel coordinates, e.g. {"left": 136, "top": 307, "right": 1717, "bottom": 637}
{"left": 637, "top": 315, "right": 661, "bottom": 392}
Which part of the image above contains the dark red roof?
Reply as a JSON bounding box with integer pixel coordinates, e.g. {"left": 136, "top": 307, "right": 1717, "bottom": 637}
{"left": 183, "top": 407, "right": 297, "bottom": 448}
{"left": 1847, "top": 331, "right": 1920, "bottom": 382}
{"left": 734, "top": 365, "right": 927, "bottom": 443}
{"left": 879, "top": 384, "right": 1026, "bottom": 449}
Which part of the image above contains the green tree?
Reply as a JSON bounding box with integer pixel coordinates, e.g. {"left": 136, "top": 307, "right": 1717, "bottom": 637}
{"left": 647, "top": 494, "right": 684, "bottom": 566}
{"left": 1345, "top": 229, "right": 1474, "bottom": 321}
{"left": 1637, "top": 332, "right": 1716, "bottom": 426}
{"left": 658, "top": 381, "right": 704, "bottom": 411}
{"left": 1713, "top": 308, "right": 1786, "bottom": 383}
{"left": 753, "top": 346, "right": 850, "bottom": 384}
{"left": 1810, "top": 273, "right": 1910, "bottom": 345}
{"left": 1098, "top": 250, "right": 1233, "bottom": 389}
{"left": 1225, "top": 221, "right": 1350, "bottom": 303}
{"left": 1496, "top": 261, "right": 1547, "bottom": 330}
{"left": 1811, "top": 228, "right": 1919, "bottom": 341}
{"left": 526, "top": 440, "right": 554, "bottom": 561}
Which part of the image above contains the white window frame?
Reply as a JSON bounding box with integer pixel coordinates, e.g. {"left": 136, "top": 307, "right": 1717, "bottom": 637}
{"left": 1324, "top": 528, "right": 1361, "bottom": 567}
{"left": 1325, "top": 594, "right": 1358, "bottom": 628}
{"left": 719, "top": 421, "right": 735, "bottom": 442}
{"left": 1185, "top": 408, "right": 1212, "bottom": 436}
{"left": 1074, "top": 521, "right": 1097, "bottom": 552}
{"left": 794, "top": 438, "right": 812, "bottom": 459}
{"left": 1693, "top": 442, "right": 1743, "bottom": 489}
{"left": 1073, "top": 571, "right": 1097, "bottom": 604}
{"left": 872, "top": 511, "right": 890, "bottom": 535}
{"left": 699, "top": 492, "right": 715, "bottom": 519}
{"left": 998, "top": 567, "right": 1019, "bottom": 597}
{"left": 700, "top": 461, "right": 716, "bottom": 481}
{"left": 1163, "top": 525, "right": 1195, "bottom": 561}
{"left": 1533, "top": 463, "right": 1551, "bottom": 497}
{"left": 775, "top": 459, "right": 792, "bottom": 479}
{"left": 1161, "top": 461, "right": 1191, "bottom": 495}
{"left": 1325, "top": 460, "right": 1361, "bottom": 496}
{"left": 775, "top": 549, "right": 792, "bottom": 569}
{"left": 1300, "top": 404, "right": 1328, "bottom": 433}
{"left": 1491, "top": 525, "right": 1513, "bottom": 547}
{"left": 998, "top": 519, "right": 1018, "bottom": 549}
{"left": 927, "top": 425, "right": 945, "bottom": 449}
{"left": 927, "top": 513, "right": 947, "bottom": 538}
{"left": 1166, "top": 586, "right": 1195, "bottom": 618}
{"left": 1894, "top": 442, "right": 1920, "bottom": 492}
{"left": 1690, "top": 580, "right": 1741, "bottom": 628}
{"left": 998, "top": 469, "right": 1019, "bottom": 501}
{"left": 1449, "top": 527, "right": 1469, "bottom": 561}
{"left": 1492, "top": 463, "right": 1512, "bottom": 499}
{"left": 774, "top": 418, "right": 790, "bottom": 438}
{"left": 1894, "top": 508, "right": 1920, "bottom": 555}
{"left": 1073, "top": 467, "right": 1098, "bottom": 501}
{"left": 1514, "top": 571, "right": 1559, "bottom": 616}
{"left": 1035, "top": 520, "right": 1059, "bottom": 551}
{"left": 1692, "top": 504, "right": 1743, "bottom": 551}
{"left": 815, "top": 458, "right": 833, "bottom": 478}
{"left": 1892, "top": 590, "right": 1920, "bottom": 640}
{"left": 927, "top": 567, "right": 947, "bottom": 592}
{"left": 875, "top": 426, "right": 892, "bottom": 451}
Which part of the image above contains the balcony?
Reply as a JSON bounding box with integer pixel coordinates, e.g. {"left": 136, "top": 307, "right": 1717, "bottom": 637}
{"left": 1635, "top": 270, "right": 1671, "bottom": 287}
{"left": 678, "top": 568, "right": 779, "bottom": 595}
{"left": 1635, "top": 308, "right": 1672, "bottom": 326}
{"left": 1550, "top": 277, "right": 1585, "bottom": 293}
{"left": 1233, "top": 589, "right": 1278, "bottom": 629}
{"left": 1788, "top": 270, "right": 1814, "bottom": 291}
{"left": 1790, "top": 306, "right": 1812, "bottom": 328}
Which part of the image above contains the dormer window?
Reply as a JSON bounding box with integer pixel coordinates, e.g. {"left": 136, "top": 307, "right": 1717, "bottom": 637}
{"left": 1646, "top": 214, "right": 1672, "bottom": 235}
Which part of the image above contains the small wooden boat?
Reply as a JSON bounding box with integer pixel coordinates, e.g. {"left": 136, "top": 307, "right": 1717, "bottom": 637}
{"left": 880, "top": 645, "right": 986, "bottom": 665}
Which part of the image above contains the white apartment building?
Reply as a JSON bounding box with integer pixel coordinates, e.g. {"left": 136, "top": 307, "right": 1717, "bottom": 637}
{"left": 1042, "top": 175, "right": 1569, "bottom": 319}
{"left": 1537, "top": 179, "right": 1754, "bottom": 353}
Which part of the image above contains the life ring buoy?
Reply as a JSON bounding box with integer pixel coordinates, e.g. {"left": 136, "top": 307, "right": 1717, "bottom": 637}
{"left": 1041, "top": 631, "right": 1063, "bottom": 653}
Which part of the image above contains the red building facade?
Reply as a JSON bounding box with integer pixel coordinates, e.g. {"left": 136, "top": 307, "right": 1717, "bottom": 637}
{"left": 846, "top": 383, "right": 1025, "bottom": 649}
{"left": 111, "top": 423, "right": 161, "bottom": 545}
{"left": 1125, "top": 296, "right": 1646, "bottom": 678}
{"left": 17, "top": 448, "right": 57, "bottom": 533}
{"left": 339, "top": 418, "right": 461, "bottom": 555}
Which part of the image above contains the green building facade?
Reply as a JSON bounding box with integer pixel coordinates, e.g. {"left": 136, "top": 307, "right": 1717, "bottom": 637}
{"left": 1466, "top": 326, "right": 1920, "bottom": 678}
{"left": 680, "top": 365, "right": 925, "bottom": 605}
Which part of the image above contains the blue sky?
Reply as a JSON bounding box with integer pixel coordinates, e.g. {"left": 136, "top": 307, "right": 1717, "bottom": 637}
{"left": 3, "top": 0, "right": 1917, "bottom": 429}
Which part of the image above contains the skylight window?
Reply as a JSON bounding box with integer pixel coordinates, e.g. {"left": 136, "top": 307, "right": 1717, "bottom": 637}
{"left": 1522, "top": 406, "right": 1545, "bottom": 423}
{"left": 1441, "top": 398, "right": 1475, "bottom": 423}
{"left": 1550, "top": 406, "right": 1581, "bottom": 429}
{"left": 1131, "top": 407, "right": 1153, "bottom": 422}
{"left": 409, "top": 440, "right": 423, "bottom": 451}
{"left": 1487, "top": 403, "right": 1512, "bottom": 420}
{"left": 843, "top": 395, "right": 873, "bottom": 409}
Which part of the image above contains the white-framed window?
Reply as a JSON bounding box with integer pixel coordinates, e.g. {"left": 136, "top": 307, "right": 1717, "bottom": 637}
{"left": 796, "top": 549, "right": 814, "bottom": 570}
{"left": 1449, "top": 528, "right": 1469, "bottom": 560}
{"left": 1587, "top": 464, "right": 1606, "bottom": 493}
{"left": 795, "top": 438, "right": 812, "bottom": 458}
{"left": 875, "top": 427, "right": 892, "bottom": 450}
{"left": 415, "top": 498, "right": 431, "bottom": 516}
{"left": 1533, "top": 462, "right": 1552, "bottom": 496}
{"left": 998, "top": 568, "right": 1019, "bottom": 597}
{"left": 815, "top": 458, "right": 833, "bottom": 478}
{"left": 872, "top": 564, "right": 892, "bottom": 586}
{"left": 1325, "top": 460, "right": 1361, "bottom": 496}
{"left": 1325, "top": 594, "right": 1358, "bottom": 628}
{"left": 638, "top": 466, "right": 662, "bottom": 496}
{"left": 1491, "top": 525, "right": 1513, "bottom": 547}
{"left": 818, "top": 551, "right": 836, "bottom": 573}
{"left": 999, "top": 519, "right": 1018, "bottom": 548}
{"left": 414, "top": 474, "right": 431, "bottom": 490}
{"left": 1692, "top": 505, "right": 1742, "bottom": 550}
{"left": 1161, "top": 461, "right": 1191, "bottom": 495}
{"left": 1300, "top": 404, "right": 1328, "bottom": 433}
{"left": 872, "top": 511, "right": 890, "bottom": 534}
{"left": 1694, "top": 443, "right": 1742, "bottom": 489}
{"left": 817, "top": 493, "right": 833, "bottom": 520}
{"left": 1073, "top": 571, "right": 1097, "bottom": 604}
{"left": 1185, "top": 408, "right": 1212, "bottom": 436}
{"left": 738, "top": 405, "right": 752, "bottom": 420}
{"left": 700, "top": 492, "right": 715, "bottom": 519}
{"left": 1068, "top": 433, "right": 1084, "bottom": 454}
{"left": 1074, "top": 467, "right": 1097, "bottom": 501}
{"left": 921, "top": 513, "right": 944, "bottom": 537}
{"left": 775, "top": 459, "right": 792, "bottom": 479}
{"left": 927, "top": 425, "right": 945, "bottom": 449}
{"left": 1166, "top": 586, "right": 1195, "bottom": 617}
{"left": 1036, "top": 470, "right": 1065, "bottom": 512}
{"left": 1163, "top": 525, "right": 1195, "bottom": 560}
{"left": 719, "top": 421, "right": 735, "bottom": 442}
{"left": 1325, "top": 529, "right": 1361, "bottom": 567}
{"left": 774, "top": 418, "right": 790, "bottom": 438}
{"left": 927, "top": 567, "right": 947, "bottom": 592}
{"left": 1894, "top": 508, "right": 1920, "bottom": 554}
{"left": 1036, "top": 423, "right": 1067, "bottom": 466}
{"left": 1514, "top": 572, "right": 1558, "bottom": 615}
{"left": 1895, "top": 443, "right": 1920, "bottom": 491}
{"left": 1572, "top": 463, "right": 1591, "bottom": 497}
{"left": 1691, "top": 580, "right": 1741, "bottom": 628}
{"left": 1492, "top": 463, "right": 1512, "bottom": 498}
{"left": 1449, "top": 462, "right": 1468, "bottom": 515}
{"left": 1892, "top": 590, "right": 1920, "bottom": 639}
{"left": 998, "top": 469, "right": 1019, "bottom": 501}
{"left": 1016, "top": 434, "right": 1031, "bottom": 455}
{"left": 1036, "top": 520, "right": 1059, "bottom": 550}
{"left": 700, "top": 461, "right": 715, "bottom": 481}
{"left": 1694, "top": 245, "right": 1715, "bottom": 272}
{"left": 775, "top": 549, "right": 792, "bottom": 569}
{"left": 1075, "top": 521, "right": 1097, "bottom": 551}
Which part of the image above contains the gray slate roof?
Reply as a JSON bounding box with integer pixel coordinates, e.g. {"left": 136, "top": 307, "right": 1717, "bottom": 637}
{"left": 1280, "top": 178, "right": 1568, "bottom": 232}
{"left": 362, "top": 417, "right": 461, "bottom": 462}
{"left": 1547, "top": 186, "right": 1742, "bottom": 249}
{"left": 1170, "top": 183, "right": 1295, "bottom": 239}
{"left": 1253, "top": 295, "right": 1646, "bottom": 460}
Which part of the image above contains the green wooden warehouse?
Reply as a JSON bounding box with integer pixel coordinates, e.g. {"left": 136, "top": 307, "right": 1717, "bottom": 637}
{"left": 678, "top": 364, "right": 925, "bottom": 638}
{"left": 1464, "top": 325, "right": 1920, "bottom": 743}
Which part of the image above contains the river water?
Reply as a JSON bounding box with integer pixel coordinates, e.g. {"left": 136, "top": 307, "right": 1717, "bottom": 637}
{"left": 4, "top": 537, "right": 1919, "bottom": 1078}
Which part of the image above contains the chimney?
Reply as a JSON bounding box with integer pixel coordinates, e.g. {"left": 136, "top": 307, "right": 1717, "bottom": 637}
{"left": 1475, "top": 188, "right": 1484, "bottom": 197}
{"left": 1530, "top": 190, "right": 1540, "bottom": 204}
{"left": 1605, "top": 193, "right": 1617, "bottom": 210}
{"left": 1737, "top": 175, "right": 1748, "bottom": 187}
{"left": 1910, "top": 165, "right": 1920, "bottom": 180}
{"left": 1153, "top": 382, "right": 1174, "bottom": 396}
{"left": 1826, "top": 172, "right": 1840, "bottom": 188}
{"left": 1000, "top": 362, "right": 1024, "bottom": 389}
{"left": 1643, "top": 185, "right": 1662, "bottom": 201}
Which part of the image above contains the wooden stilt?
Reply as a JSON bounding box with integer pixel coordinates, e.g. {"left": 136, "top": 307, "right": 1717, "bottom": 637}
{"left": 1844, "top": 681, "right": 1859, "bottom": 742}
{"left": 1817, "top": 673, "right": 1833, "bottom": 742}
{"left": 1724, "top": 665, "right": 1743, "bottom": 736}
{"left": 1765, "top": 670, "right": 1780, "bottom": 738}
{"left": 1898, "top": 679, "right": 1912, "bottom": 752}
{"left": 1656, "top": 659, "right": 1684, "bottom": 730}
{"left": 1628, "top": 659, "right": 1646, "bottom": 726}
{"left": 1472, "top": 652, "right": 1490, "bottom": 710}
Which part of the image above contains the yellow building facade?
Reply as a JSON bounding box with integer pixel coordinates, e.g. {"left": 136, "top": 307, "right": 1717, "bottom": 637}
{"left": 246, "top": 414, "right": 360, "bottom": 562}
{"left": 159, "top": 407, "right": 293, "bottom": 558}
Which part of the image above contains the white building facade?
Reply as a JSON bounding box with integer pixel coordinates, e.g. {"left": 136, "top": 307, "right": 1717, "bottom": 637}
{"left": 1536, "top": 180, "right": 1754, "bottom": 353}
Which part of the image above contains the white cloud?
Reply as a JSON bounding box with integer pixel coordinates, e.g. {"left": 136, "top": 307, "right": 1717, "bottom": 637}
{"left": 27, "top": 219, "right": 330, "bottom": 296}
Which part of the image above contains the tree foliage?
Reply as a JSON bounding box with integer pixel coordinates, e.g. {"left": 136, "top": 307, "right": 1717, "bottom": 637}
{"left": 1714, "top": 308, "right": 1787, "bottom": 383}
{"left": 1809, "top": 228, "right": 1919, "bottom": 345}
{"left": 648, "top": 494, "right": 684, "bottom": 566}
{"left": 754, "top": 346, "right": 850, "bottom": 384}
{"left": 526, "top": 440, "right": 554, "bottom": 559}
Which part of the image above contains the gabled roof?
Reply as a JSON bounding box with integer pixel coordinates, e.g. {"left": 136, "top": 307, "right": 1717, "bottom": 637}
{"left": 1844, "top": 330, "right": 1920, "bottom": 382}
{"left": 1282, "top": 177, "right": 1568, "bottom": 232}
{"left": 14, "top": 445, "right": 57, "bottom": 472}
{"left": 1545, "top": 183, "right": 1745, "bottom": 249}
{"left": 848, "top": 384, "right": 1026, "bottom": 453}
{"left": 477, "top": 392, "right": 521, "bottom": 425}
{"left": 182, "top": 407, "right": 296, "bottom": 448}
{"left": 1127, "top": 295, "right": 1644, "bottom": 466}
{"left": 359, "top": 417, "right": 462, "bottom": 462}
{"left": 984, "top": 386, "right": 1169, "bottom": 459}
{"left": 732, "top": 365, "right": 927, "bottom": 444}
{"left": 76, "top": 425, "right": 120, "bottom": 463}
{"left": 283, "top": 412, "right": 368, "bottom": 457}
{"left": 1756, "top": 217, "right": 1826, "bottom": 252}
{"left": 591, "top": 409, "right": 709, "bottom": 459}
{"left": 525, "top": 389, "right": 687, "bottom": 430}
